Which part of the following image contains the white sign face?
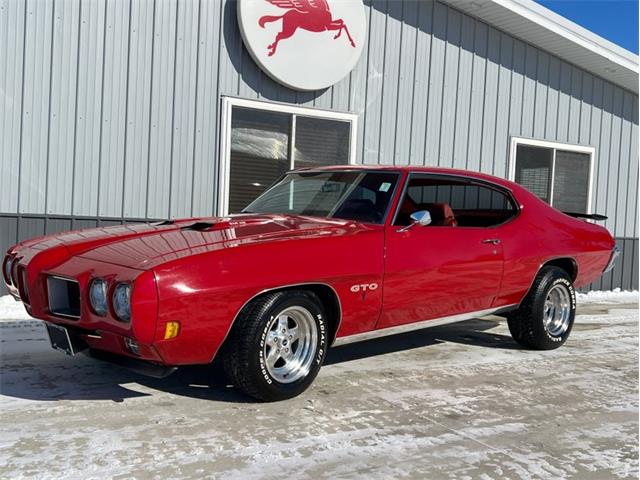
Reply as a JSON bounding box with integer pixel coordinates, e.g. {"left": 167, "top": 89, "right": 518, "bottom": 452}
{"left": 237, "top": 0, "right": 367, "bottom": 91}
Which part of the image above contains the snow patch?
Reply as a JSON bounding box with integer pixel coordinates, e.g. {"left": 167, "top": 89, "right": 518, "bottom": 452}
{"left": 0, "top": 295, "right": 32, "bottom": 322}
{"left": 576, "top": 288, "right": 638, "bottom": 305}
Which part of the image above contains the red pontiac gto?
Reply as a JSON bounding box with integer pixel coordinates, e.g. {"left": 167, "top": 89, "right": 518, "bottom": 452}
{"left": 3, "top": 166, "right": 618, "bottom": 401}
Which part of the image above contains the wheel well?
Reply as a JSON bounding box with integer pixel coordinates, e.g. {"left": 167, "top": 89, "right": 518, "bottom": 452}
{"left": 542, "top": 257, "right": 578, "bottom": 282}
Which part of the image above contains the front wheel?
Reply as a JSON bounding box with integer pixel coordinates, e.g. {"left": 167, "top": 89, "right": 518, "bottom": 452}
{"left": 223, "top": 290, "right": 328, "bottom": 401}
{"left": 507, "top": 266, "right": 576, "bottom": 350}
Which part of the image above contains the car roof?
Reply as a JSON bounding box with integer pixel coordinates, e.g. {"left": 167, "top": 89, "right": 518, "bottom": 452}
{"left": 290, "top": 164, "right": 518, "bottom": 191}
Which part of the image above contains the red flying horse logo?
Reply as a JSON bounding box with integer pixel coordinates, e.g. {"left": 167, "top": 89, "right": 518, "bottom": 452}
{"left": 259, "top": 0, "right": 356, "bottom": 56}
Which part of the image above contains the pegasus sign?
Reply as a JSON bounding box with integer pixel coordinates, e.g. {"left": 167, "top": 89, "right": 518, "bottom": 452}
{"left": 238, "top": 0, "right": 367, "bottom": 91}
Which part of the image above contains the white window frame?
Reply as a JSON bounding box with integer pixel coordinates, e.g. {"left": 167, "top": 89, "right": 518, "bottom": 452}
{"left": 218, "top": 96, "right": 359, "bottom": 216}
{"left": 508, "top": 136, "right": 596, "bottom": 214}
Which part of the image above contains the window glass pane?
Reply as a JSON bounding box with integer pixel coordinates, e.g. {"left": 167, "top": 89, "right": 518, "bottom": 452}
{"left": 553, "top": 150, "right": 590, "bottom": 213}
{"left": 245, "top": 171, "right": 398, "bottom": 224}
{"left": 400, "top": 178, "right": 514, "bottom": 227}
{"left": 294, "top": 116, "right": 350, "bottom": 168}
{"left": 229, "top": 107, "right": 291, "bottom": 213}
{"left": 514, "top": 145, "right": 553, "bottom": 202}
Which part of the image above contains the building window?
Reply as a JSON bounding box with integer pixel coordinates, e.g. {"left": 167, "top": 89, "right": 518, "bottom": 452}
{"left": 219, "top": 97, "right": 358, "bottom": 215}
{"left": 509, "top": 138, "right": 595, "bottom": 214}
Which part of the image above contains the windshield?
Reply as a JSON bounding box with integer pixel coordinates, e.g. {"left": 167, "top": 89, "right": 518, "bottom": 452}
{"left": 243, "top": 171, "right": 399, "bottom": 224}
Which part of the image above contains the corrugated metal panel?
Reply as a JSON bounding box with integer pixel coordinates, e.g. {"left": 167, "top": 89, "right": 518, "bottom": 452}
{"left": 19, "top": 0, "right": 54, "bottom": 214}
{"left": 147, "top": 0, "right": 177, "bottom": 219}
{"left": 46, "top": 0, "right": 80, "bottom": 215}
{"left": 361, "top": 0, "right": 386, "bottom": 164}
{"left": 493, "top": 32, "right": 512, "bottom": 178}
{"left": 407, "top": 0, "right": 433, "bottom": 166}
{"left": 479, "top": 27, "right": 499, "bottom": 173}
{"left": 438, "top": 7, "right": 461, "bottom": 168}
{"left": 378, "top": 0, "right": 402, "bottom": 165}
{"left": 393, "top": 0, "right": 419, "bottom": 166}
{"left": 97, "top": 0, "right": 130, "bottom": 218}
{"left": 629, "top": 98, "right": 639, "bottom": 238}
{"left": 532, "top": 51, "right": 549, "bottom": 139}
{"left": 423, "top": 1, "right": 447, "bottom": 165}
{"left": 72, "top": 0, "right": 106, "bottom": 216}
{"left": 191, "top": 0, "right": 222, "bottom": 216}
{"left": 0, "top": 0, "right": 26, "bottom": 213}
{"left": 451, "top": 13, "right": 475, "bottom": 169}
{"left": 466, "top": 20, "right": 488, "bottom": 172}
{"left": 122, "top": 0, "right": 155, "bottom": 219}
{"left": 0, "top": 0, "right": 637, "bottom": 290}
{"left": 169, "top": 0, "right": 199, "bottom": 219}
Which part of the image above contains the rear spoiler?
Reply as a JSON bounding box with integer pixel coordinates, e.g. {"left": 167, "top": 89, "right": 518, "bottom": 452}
{"left": 563, "top": 211, "right": 608, "bottom": 221}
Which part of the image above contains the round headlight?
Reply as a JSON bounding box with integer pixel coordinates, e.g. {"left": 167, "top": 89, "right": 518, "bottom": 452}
{"left": 3, "top": 258, "right": 12, "bottom": 285}
{"left": 112, "top": 283, "right": 132, "bottom": 322}
{"left": 89, "top": 279, "right": 108, "bottom": 316}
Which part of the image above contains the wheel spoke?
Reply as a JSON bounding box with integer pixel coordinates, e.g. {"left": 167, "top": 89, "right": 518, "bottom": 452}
{"left": 277, "top": 315, "right": 288, "bottom": 333}
{"left": 265, "top": 332, "right": 276, "bottom": 348}
{"left": 288, "top": 325, "right": 299, "bottom": 343}
{"left": 266, "top": 347, "right": 279, "bottom": 368}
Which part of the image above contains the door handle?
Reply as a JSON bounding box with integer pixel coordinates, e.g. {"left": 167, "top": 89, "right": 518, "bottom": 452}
{"left": 482, "top": 239, "right": 501, "bottom": 245}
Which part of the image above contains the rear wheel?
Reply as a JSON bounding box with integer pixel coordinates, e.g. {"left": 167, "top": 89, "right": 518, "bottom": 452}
{"left": 507, "top": 266, "right": 576, "bottom": 350}
{"left": 223, "top": 290, "right": 327, "bottom": 401}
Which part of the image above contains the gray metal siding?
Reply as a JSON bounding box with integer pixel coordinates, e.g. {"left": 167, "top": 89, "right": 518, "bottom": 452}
{"left": 0, "top": 0, "right": 637, "bottom": 291}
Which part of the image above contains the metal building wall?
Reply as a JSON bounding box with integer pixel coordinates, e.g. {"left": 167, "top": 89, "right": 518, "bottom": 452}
{"left": 1, "top": 0, "right": 637, "bottom": 293}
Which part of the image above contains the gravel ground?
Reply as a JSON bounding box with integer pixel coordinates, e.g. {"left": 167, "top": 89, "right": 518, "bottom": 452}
{"left": 0, "top": 298, "right": 638, "bottom": 479}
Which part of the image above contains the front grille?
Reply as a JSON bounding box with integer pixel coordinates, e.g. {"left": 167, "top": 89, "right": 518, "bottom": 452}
{"left": 47, "top": 276, "right": 81, "bottom": 319}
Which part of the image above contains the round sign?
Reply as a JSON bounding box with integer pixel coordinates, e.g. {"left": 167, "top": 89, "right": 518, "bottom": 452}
{"left": 237, "top": 0, "right": 367, "bottom": 91}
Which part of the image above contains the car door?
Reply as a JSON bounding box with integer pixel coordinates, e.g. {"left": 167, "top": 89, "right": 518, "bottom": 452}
{"left": 377, "top": 174, "right": 512, "bottom": 329}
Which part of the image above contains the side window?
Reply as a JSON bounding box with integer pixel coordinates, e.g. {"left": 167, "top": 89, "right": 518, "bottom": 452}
{"left": 395, "top": 176, "right": 516, "bottom": 227}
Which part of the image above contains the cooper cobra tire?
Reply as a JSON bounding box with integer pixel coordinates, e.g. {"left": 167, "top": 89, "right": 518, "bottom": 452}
{"left": 507, "top": 266, "right": 576, "bottom": 350}
{"left": 223, "top": 290, "right": 328, "bottom": 401}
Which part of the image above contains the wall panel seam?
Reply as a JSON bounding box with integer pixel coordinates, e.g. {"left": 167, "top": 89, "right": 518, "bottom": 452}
{"left": 144, "top": 0, "right": 157, "bottom": 220}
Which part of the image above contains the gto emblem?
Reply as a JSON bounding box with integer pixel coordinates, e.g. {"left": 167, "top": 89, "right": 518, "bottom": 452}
{"left": 350, "top": 283, "right": 378, "bottom": 293}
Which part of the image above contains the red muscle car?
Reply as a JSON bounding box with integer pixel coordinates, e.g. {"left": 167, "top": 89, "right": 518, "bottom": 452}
{"left": 3, "top": 166, "right": 618, "bottom": 401}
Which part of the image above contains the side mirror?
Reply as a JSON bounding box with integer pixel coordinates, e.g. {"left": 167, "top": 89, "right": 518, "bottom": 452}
{"left": 398, "top": 210, "right": 431, "bottom": 232}
{"left": 410, "top": 210, "right": 432, "bottom": 226}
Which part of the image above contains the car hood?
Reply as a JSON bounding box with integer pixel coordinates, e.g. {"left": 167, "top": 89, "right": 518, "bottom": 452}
{"left": 22, "top": 215, "right": 361, "bottom": 270}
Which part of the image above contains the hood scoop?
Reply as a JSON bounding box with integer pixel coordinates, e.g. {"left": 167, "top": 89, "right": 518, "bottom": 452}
{"left": 180, "top": 221, "right": 216, "bottom": 232}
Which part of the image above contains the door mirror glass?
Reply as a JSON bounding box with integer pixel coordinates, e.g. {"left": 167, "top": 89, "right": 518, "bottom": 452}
{"left": 410, "top": 210, "right": 432, "bottom": 226}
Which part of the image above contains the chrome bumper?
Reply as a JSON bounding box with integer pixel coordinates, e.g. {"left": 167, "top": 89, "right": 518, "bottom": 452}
{"left": 603, "top": 245, "right": 620, "bottom": 274}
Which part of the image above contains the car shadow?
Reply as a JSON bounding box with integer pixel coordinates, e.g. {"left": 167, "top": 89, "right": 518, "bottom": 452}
{"left": 1, "top": 317, "right": 519, "bottom": 404}
{"left": 325, "top": 316, "right": 520, "bottom": 365}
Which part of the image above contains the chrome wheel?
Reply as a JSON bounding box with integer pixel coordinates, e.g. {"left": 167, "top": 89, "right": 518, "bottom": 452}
{"left": 543, "top": 284, "right": 572, "bottom": 337}
{"left": 263, "top": 306, "right": 318, "bottom": 384}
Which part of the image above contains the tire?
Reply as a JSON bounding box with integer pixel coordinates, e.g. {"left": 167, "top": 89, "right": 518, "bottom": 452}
{"left": 223, "top": 290, "right": 328, "bottom": 401}
{"left": 507, "top": 266, "right": 576, "bottom": 350}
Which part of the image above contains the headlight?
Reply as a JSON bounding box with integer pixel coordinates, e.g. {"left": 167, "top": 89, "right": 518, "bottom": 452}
{"left": 89, "top": 279, "right": 108, "bottom": 316}
{"left": 112, "top": 283, "right": 132, "bottom": 322}
{"left": 3, "top": 258, "right": 12, "bottom": 285}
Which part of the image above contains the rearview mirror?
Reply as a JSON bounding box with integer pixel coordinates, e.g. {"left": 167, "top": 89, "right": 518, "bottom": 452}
{"left": 398, "top": 210, "right": 431, "bottom": 232}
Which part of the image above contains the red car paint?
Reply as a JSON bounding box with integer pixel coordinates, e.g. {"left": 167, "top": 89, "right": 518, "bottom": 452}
{"left": 3, "top": 166, "right": 615, "bottom": 367}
